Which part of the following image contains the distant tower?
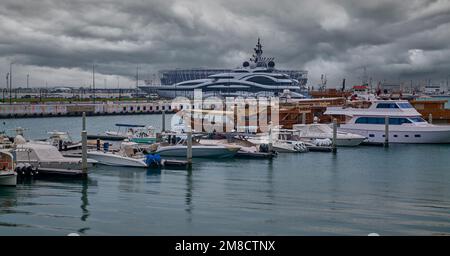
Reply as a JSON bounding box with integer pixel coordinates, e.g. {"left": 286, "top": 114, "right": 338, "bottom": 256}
{"left": 362, "top": 66, "right": 368, "bottom": 86}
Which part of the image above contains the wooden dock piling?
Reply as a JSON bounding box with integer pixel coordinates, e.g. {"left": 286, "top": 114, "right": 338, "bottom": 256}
{"left": 384, "top": 116, "right": 389, "bottom": 147}
{"left": 332, "top": 118, "right": 337, "bottom": 153}
{"left": 81, "top": 112, "right": 88, "bottom": 174}
{"left": 162, "top": 110, "right": 166, "bottom": 132}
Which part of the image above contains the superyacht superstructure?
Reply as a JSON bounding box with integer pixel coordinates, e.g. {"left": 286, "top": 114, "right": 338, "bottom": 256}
{"left": 139, "top": 39, "right": 308, "bottom": 98}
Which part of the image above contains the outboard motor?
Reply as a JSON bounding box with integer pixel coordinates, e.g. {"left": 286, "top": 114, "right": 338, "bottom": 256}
{"left": 145, "top": 154, "right": 162, "bottom": 168}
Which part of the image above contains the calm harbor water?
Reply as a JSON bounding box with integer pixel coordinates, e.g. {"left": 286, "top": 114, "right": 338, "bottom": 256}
{"left": 1, "top": 114, "right": 450, "bottom": 235}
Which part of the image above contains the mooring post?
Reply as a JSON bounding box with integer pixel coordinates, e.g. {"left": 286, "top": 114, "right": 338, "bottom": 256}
{"left": 81, "top": 112, "right": 88, "bottom": 174}
{"left": 384, "top": 116, "right": 389, "bottom": 147}
{"left": 429, "top": 113, "right": 433, "bottom": 124}
{"left": 302, "top": 112, "right": 306, "bottom": 124}
{"left": 186, "top": 131, "right": 192, "bottom": 165}
{"left": 162, "top": 109, "right": 166, "bottom": 132}
{"left": 332, "top": 118, "right": 337, "bottom": 153}
{"left": 268, "top": 127, "right": 273, "bottom": 153}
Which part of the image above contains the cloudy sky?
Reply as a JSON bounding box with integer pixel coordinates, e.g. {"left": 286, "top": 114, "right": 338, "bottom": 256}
{"left": 1, "top": 0, "right": 450, "bottom": 89}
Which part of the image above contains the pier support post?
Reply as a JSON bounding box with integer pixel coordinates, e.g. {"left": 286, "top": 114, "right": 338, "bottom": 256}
{"left": 302, "top": 112, "right": 306, "bottom": 124}
{"left": 162, "top": 109, "right": 166, "bottom": 132}
{"left": 268, "top": 127, "right": 273, "bottom": 153}
{"left": 332, "top": 118, "right": 337, "bottom": 153}
{"left": 428, "top": 113, "right": 433, "bottom": 124}
{"left": 81, "top": 112, "right": 88, "bottom": 174}
{"left": 384, "top": 116, "right": 389, "bottom": 147}
{"left": 186, "top": 131, "right": 192, "bottom": 165}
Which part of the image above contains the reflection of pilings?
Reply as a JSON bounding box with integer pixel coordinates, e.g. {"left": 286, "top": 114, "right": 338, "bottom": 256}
{"left": 80, "top": 179, "right": 89, "bottom": 222}
{"left": 187, "top": 131, "right": 193, "bottom": 165}
{"left": 185, "top": 170, "right": 193, "bottom": 222}
{"left": 78, "top": 179, "right": 90, "bottom": 234}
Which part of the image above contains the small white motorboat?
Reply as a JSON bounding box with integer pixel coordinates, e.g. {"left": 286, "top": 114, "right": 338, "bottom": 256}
{"left": 105, "top": 124, "right": 156, "bottom": 144}
{"left": 0, "top": 150, "right": 17, "bottom": 186}
{"left": 15, "top": 137, "right": 97, "bottom": 175}
{"left": 247, "top": 134, "right": 308, "bottom": 153}
{"left": 155, "top": 135, "right": 241, "bottom": 158}
{"left": 293, "top": 123, "right": 366, "bottom": 146}
{"left": 87, "top": 141, "right": 148, "bottom": 167}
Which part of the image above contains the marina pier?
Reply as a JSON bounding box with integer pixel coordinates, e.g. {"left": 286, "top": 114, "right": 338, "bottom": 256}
{"left": 0, "top": 100, "right": 175, "bottom": 118}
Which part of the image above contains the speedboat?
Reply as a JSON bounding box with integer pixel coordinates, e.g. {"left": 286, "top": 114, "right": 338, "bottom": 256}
{"left": 324, "top": 100, "right": 450, "bottom": 143}
{"left": 14, "top": 137, "right": 96, "bottom": 175}
{"left": 87, "top": 141, "right": 148, "bottom": 167}
{"left": 0, "top": 150, "right": 17, "bottom": 186}
{"left": 154, "top": 135, "right": 240, "bottom": 158}
{"left": 292, "top": 123, "right": 365, "bottom": 146}
{"left": 247, "top": 133, "right": 308, "bottom": 153}
{"left": 105, "top": 124, "right": 156, "bottom": 144}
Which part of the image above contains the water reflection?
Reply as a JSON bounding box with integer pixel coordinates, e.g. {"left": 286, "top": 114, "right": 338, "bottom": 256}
{"left": 185, "top": 169, "right": 193, "bottom": 222}
{"left": 78, "top": 179, "right": 90, "bottom": 234}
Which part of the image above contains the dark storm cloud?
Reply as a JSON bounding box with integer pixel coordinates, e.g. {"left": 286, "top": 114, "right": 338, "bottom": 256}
{"left": 0, "top": 0, "right": 450, "bottom": 88}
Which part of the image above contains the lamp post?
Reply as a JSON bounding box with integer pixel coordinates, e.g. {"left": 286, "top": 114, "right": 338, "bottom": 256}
{"left": 92, "top": 64, "right": 96, "bottom": 104}
{"left": 9, "top": 62, "right": 13, "bottom": 104}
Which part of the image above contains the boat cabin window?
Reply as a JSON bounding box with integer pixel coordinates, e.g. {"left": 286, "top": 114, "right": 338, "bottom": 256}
{"left": 398, "top": 103, "right": 413, "bottom": 108}
{"left": 376, "top": 103, "right": 399, "bottom": 109}
{"left": 355, "top": 117, "right": 412, "bottom": 125}
{"left": 179, "top": 81, "right": 203, "bottom": 86}
{"left": 409, "top": 117, "right": 426, "bottom": 123}
{"left": 246, "top": 76, "right": 277, "bottom": 85}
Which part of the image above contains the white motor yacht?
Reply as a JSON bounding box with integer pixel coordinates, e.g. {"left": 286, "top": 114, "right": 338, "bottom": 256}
{"left": 293, "top": 123, "right": 365, "bottom": 146}
{"left": 0, "top": 150, "right": 17, "bottom": 186}
{"left": 324, "top": 100, "right": 450, "bottom": 143}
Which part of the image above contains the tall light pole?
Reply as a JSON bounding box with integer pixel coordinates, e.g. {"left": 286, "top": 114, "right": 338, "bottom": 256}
{"left": 27, "top": 74, "right": 29, "bottom": 89}
{"left": 136, "top": 65, "right": 139, "bottom": 88}
{"left": 9, "top": 62, "right": 13, "bottom": 104}
{"left": 5, "top": 73, "right": 9, "bottom": 103}
{"left": 92, "top": 63, "right": 96, "bottom": 103}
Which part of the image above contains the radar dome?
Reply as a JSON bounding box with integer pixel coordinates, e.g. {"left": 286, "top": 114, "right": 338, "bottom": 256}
{"left": 242, "top": 61, "right": 250, "bottom": 67}
{"left": 268, "top": 61, "right": 275, "bottom": 68}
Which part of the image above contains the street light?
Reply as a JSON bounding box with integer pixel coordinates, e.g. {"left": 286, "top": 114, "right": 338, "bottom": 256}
{"left": 9, "top": 62, "right": 13, "bottom": 104}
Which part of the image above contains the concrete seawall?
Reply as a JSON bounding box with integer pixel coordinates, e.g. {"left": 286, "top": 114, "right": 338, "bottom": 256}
{"left": 0, "top": 101, "right": 176, "bottom": 118}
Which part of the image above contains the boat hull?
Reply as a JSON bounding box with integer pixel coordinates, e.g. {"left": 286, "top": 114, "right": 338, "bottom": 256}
{"left": 87, "top": 151, "right": 147, "bottom": 167}
{"left": 156, "top": 146, "right": 239, "bottom": 158}
{"left": 340, "top": 126, "right": 450, "bottom": 144}
{"left": 0, "top": 172, "right": 17, "bottom": 186}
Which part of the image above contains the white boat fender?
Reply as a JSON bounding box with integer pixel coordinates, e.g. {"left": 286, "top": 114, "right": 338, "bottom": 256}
{"left": 312, "top": 138, "right": 332, "bottom": 146}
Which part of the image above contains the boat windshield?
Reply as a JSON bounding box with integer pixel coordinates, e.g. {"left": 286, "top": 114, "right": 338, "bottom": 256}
{"left": 409, "top": 117, "right": 427, "bottom": 123}
{"left": 398, "top": 103, "right": 414, "bottom": 108}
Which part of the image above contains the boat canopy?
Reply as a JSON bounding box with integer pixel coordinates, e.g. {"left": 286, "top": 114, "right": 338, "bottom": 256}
{"left": 115, "top": 123, "right": 146, "bottom": 128}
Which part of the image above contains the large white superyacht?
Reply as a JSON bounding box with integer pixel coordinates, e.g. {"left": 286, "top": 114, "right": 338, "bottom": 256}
{"left": 138, "top": 39, "right": 308, "bottom": 99}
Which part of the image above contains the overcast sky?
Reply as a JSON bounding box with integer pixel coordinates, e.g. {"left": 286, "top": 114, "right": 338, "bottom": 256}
{"left": 1, "top": 0, "right": 450, "bottom": 89}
